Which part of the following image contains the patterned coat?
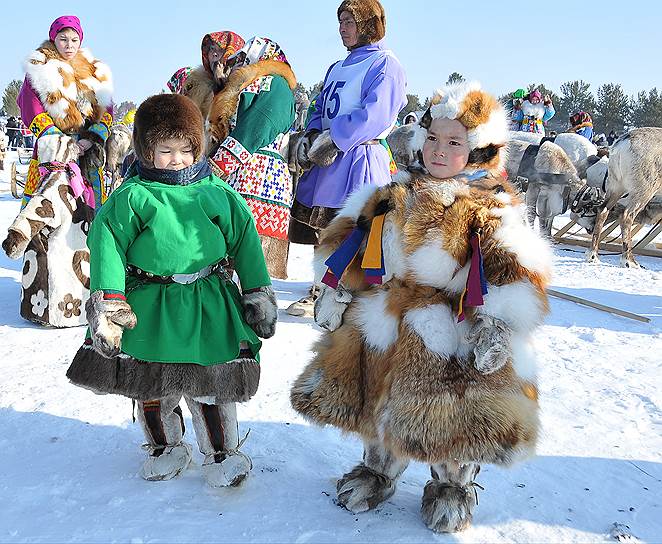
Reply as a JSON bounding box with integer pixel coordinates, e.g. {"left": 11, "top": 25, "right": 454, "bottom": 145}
{"left": 210, "top": 58, "right": 296, "bottom": 278}
{"left": 3, "top": 137, "right": 94, "bottom": 327}
{"left": 18, "top": 40, "right": 113, "bottom": 209}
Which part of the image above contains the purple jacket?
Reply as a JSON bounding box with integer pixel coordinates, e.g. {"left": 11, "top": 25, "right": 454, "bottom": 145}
{"left": 295, "top": 40, "right": 406, "bottom": 210}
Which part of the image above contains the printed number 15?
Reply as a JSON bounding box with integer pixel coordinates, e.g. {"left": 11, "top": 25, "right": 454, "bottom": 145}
{"left": 324, "top": 81, "right": 346, "bottom": 119}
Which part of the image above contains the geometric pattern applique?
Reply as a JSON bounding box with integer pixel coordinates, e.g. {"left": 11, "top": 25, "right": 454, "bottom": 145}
{"left": 213, "top": 146, "right": 243, "bottom": 178}
{"left": 245, "top": 197, "right": 289, "bottom": 240}
{"left": 231, "top": 152, "right": 292, "bottom": 207}
{"left": 244, "top": 76, "right": 273, "bottom": 96}
{"left": 29, "top": 112, "right": 55, "bottom": 138}
{"left": 223, "top": 136, "right": 251, "bottom": 164}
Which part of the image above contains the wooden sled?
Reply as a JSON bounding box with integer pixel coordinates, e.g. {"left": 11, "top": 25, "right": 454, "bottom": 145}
{"left": 553, "top": 218, "right": 662, "bottom": 258}
{"left": 10, "top": 162, "right": 26, "bottom": 200}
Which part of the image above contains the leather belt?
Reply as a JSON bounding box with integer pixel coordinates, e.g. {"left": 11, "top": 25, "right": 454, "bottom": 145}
{"left": 126, "top": 258, "right": 231, "bottom": 285}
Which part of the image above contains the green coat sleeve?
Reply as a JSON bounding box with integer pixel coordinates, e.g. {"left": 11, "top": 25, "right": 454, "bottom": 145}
{"left": 230, "top": 75, "right": 296, "bottom": 154}
{"left": 219, "top": 185, "right": 272, "bottom": 292}
{"left": 88, "top": 182, "right": 143, "bottom": 294}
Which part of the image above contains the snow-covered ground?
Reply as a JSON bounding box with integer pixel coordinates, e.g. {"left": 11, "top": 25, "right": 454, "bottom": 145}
{"left": 1, "top": 150, "right": 660, "bottom": 543}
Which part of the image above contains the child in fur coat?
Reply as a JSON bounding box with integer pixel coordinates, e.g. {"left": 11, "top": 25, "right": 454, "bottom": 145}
{"left": 291, "top": 82, "right": 552, "bottom": 533}
{"left": 67, "top": 94, "right": 277, "bottom": 488}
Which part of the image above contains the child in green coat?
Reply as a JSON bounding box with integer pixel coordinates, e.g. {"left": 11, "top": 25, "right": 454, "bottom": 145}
{"left": 67, "top": 94, "right": 277, "bottom": 487}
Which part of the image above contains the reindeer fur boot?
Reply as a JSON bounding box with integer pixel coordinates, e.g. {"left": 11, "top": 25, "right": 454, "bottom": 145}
{"left": 137, "top": 396, "right": 192, "bottom": 481}
{"left": 336, "top": 441, "right": 408, "bottom": 513}
{"left": 188, "top": 400, "right": 252, "bottom": 487}
{"left": 421, "top": 462, "right": 481, "bottom": 533}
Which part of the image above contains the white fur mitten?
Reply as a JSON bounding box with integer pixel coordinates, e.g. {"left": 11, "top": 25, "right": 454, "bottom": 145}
{"left": 86, "top": 291, "right": 137, "bottom": 358}
{"left": 307, "top": 130, "right": 339, "bottom": 167}
{"left": 241, "top": 286, "right": 277, "bottom": 339}
{"left": 467, "top": 314, "right": 512, "bottom": 374}
{"left": 314, "top": 283, "right": 352, "bottom": 331}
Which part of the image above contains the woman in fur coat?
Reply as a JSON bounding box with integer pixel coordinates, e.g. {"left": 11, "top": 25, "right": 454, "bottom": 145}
{"left": 67, "top": 94, "right": 277, "bottom": 488}
{"left": 1, "top": 16, "right": 112, "bottom": 327}
{"left": 286, "top": 0, "right": 406, "bottom": 314}
{"left": 512, "top": 89, "right": 555, "bottom": 134}
{"left": 291, "top": 82, "right": 552, "bottom": 533}
{"left": 17, "top": 15, "right": 113, "bottom": 209}
{"left": 170, "top": 31, "right": 245, "bottom": 123}
{"left": 208, "top": 37, "right": 296, "bottom": 279}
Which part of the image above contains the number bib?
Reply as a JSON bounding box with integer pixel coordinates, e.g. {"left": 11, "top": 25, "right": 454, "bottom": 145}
{"left": 320, "top": 50, "right": 394, "bottom": 138}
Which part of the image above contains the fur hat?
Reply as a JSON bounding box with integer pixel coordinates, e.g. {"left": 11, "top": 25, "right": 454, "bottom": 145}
{"left": 133, "top": 94, "right": 205, "bottom": 166}
{"left": 420, "top": 81, "right": 509, "bottom": 171}
{"left": 337, "top": 0, "right": 386, "bottom": 47}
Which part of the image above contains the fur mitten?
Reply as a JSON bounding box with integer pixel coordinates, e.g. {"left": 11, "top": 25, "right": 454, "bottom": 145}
{"left": 466, "top": 314, "right": 512, "bottom": 374}
{"left": 314, "top": 283, "right": 352, "bottom": 331}
{"left": 308, "top": 130, "right": 339, "bottom": 167}
{"left": 2, "top": 229, "right": 30, "bottom": 259}
{"left": 241, "top": 286, "right": 277, "bottom": 339}
{"left": 79, "top": 132, "right": 106, "bottom": 170}
{"left": 86, "top": 291, "right": 137, "bottom": 358}
{"left": 294, "top": 130, "right": 319, "bottom": 171}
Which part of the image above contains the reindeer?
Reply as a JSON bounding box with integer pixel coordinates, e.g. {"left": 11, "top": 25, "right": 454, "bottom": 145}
{"left": 505, "top": 139, "right": 582, "bottom": 237}
{"left": 570, "top": 127, "right": 662, "bottom": 267}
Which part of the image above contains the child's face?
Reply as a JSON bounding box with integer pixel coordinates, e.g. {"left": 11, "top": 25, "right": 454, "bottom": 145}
{"left": 153, "top": 138, "right": 194, "bottom": 170}
{"left": 422, "top": 118, "right": 470, "bottom": 178}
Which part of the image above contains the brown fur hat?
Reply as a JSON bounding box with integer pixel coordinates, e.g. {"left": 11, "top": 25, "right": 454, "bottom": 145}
{"left": 133, "top": 94, "right": 205, "bottom": 166}
{"left": 337, "top": 0, "right": 386, "bottom": 47}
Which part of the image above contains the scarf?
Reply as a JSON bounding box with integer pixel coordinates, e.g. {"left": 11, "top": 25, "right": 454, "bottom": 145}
{"left": 131, "top": 159, "right": 212, "bottom": 186}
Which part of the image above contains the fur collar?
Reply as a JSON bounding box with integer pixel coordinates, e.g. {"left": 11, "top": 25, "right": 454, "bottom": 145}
{"left": 208, "top": 59, "right": 296, "bottom": 143}
{"left": 181, "top": 66, "right": 217, "bottom": 120}
{"left": 24, "top": 41, "right": 113, "bottom": 133}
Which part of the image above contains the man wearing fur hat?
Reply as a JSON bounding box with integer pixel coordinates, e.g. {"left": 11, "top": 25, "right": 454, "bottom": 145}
{"left": 287, "top": 0, "right": 406, "bottom": 315}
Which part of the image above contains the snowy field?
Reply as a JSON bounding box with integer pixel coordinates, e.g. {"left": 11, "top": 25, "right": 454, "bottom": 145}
{"left": 0, "top": 150, "right": 661, "bottom": 543}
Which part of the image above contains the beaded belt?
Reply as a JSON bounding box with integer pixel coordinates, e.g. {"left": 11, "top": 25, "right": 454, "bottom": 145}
{"left": 126, "top": 258, "right": 231, "bottom": 285}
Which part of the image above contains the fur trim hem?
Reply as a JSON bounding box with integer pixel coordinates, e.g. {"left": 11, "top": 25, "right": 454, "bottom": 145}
{"left": 66, "top": 344, "right": 260, "bottom": 401}
{"left": 208, "top": 59, "right": 296, "bottom": 143}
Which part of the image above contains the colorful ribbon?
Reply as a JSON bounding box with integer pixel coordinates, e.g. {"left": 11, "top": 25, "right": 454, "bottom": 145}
{"left": 38, "top": 161, "right": 96, "bottom": 209}
{"left": 457, "top": 232, "right": 488, "bottom": 322}
{"left": 321, "top": 214, "right": 387, "bottom": 288}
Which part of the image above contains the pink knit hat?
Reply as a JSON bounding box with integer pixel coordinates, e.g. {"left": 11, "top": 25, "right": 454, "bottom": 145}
{"left": 529, "top": 90, "right": 542, "bottom": 101}
{"left": 49, "top": 16, "right": 83, "bottom": 43}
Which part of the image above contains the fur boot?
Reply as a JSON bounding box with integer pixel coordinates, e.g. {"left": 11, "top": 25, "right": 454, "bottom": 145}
{"left": 336, "top": 441, "right": 408, "bottom": 513}
{"left": 137, "top": 396, "right": 193, "bottom": 481}
{"left": 187, "top": 400, "right": 252, "bottom": 487}
{"left": 421, "top": 462, "right": 481, "bottom": 533}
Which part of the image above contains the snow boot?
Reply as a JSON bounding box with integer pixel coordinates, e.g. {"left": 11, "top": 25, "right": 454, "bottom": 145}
{"left": 140, "top": 442, "right": 193, "bottom": 481}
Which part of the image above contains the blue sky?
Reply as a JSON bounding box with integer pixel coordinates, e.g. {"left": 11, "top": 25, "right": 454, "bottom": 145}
{"left": 2, "top": 0, "right": 658, "bottom": 107}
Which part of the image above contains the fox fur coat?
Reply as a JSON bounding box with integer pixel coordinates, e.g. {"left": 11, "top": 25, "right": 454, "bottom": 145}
{"left": 291, "top": 173, "right": 552, "bottom": 466}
